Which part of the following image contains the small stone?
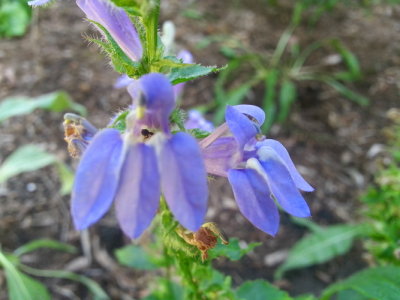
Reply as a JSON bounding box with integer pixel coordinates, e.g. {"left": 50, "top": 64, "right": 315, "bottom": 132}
{"left": 26, "top": 183, "right": 37, "bottom": 192}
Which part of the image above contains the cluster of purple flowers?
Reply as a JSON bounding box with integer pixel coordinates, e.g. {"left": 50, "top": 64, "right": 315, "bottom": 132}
{"left": 32, "top": 0, "right": 313, "bottom": 238}
{"left": 71, "top": 74, "right": 313, "bottom": 238}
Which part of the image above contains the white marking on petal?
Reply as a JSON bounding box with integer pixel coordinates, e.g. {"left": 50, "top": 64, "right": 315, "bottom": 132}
{"left": 246, "top": 158, "right": 268, "bottom": 182}
{"left": 256, "top": 146, "right": 281, "bottom": 162}
{"left": 148, "top": 132, "right": 167, "bottom": 157}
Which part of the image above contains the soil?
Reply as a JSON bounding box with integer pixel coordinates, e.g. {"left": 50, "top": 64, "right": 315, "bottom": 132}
{"left": 0, "top": 0, "right": 399, "bottom": 299}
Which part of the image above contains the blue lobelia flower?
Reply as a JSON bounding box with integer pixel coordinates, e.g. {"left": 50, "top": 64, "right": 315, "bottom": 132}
{"left": 71, "top": 73, "right": 208, "bottom": 239}
{"left": 185, "top": 110, "right": 214, "bottom": 133}
{"left": 30, "top": 0, "right": 143, "bottom": 63}
{"left": 76, "top": 0, "right": 143, "bottom": 62}
{"left": 200, "top": 105, "right": 314, "bottom": 236}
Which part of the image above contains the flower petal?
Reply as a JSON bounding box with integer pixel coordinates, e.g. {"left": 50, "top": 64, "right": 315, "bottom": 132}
{"left": 228, "top": 168, "right": 279, "bottom": 236}
{"left": 128, "top": 73, "right": 175, "bottom": 132}
{"left": 114, "top": 74, "right": 134, "bottom": 89}
{"left": 202, "top": 136, "right": 239, "bottom": 177}
{"left": 232, "top": 104, "right": 265, "bottom": 125}
{"left": 115, "top": 143, "right": 160, "bottom": 239}
{"left": 77, "top": 0, "right": 142, "bottom": 61}
{"left": 185, "top": 110, "right": 214, "bottom": 132}
{"left": 256, "top": 146, "right": 311, "bottom": 218}
{"left": 159, "top": 132, "right": 208, "bottom": 231}
{"left": 225, "top": 105, "right": 259, "bottom": 150}
{"left": 177, "top": 49, "right": 194, "bottom": 64}
{"left": 71, "top": 129, "right": 123, "bottom": 230}
{"left": 258, "top": 139, "right": 314, "bottom": 192}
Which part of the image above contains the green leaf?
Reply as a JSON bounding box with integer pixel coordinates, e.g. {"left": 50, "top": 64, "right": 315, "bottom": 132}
{"left": 336, "top": 290, "right": 368, "bottom": 300}
{"left": 275, "top": 224, "right": 365, "bottom": 279}
{"left": 109, "top": 0, "right": 141, "bottom": 16}
{"left": 0, "top": 252, "right": 50, "bottom": 300}
{"left": 20, "top": 265, "right": 109, "bottom": 300}
{"left": 87, "top": 20, "right": 141, "bottom": 76}
{"left": 115, "top": 245, "right": 159, "bottom": 270}
{"left": 331, "top": 39, "right": 361, "bottom": 81}
{"left": 294, "top": 295, "right": 318, "bottom": 300}
{"left": 208, "top": 238, "right": 261, "bottom": 261}
{"left": 277, "top": 80, "right": 297, "bottom": 123}
{"left": 141, "top": 278, "right": 184, "bottom": 300}
{"left": 321, "top": 266, "right": 400, "bottom": 300}
{"left": 236, "top": 280, "right": 292, "bottom": 300}
{"left": 324, "top": 79, "right": 369, "bottom": 106}
{"left": 0, "top": 1, "right": 31, "bottom": 38}
{"left": 213, "top": 83, "right": 253, "bottom": 124}
{"left": 0, "top": 145, "right": 56, "bottom": 184}
{"left": 56, "top": 162, "right": 74, "bottom": 196}
{"left": 290, "top": 217, "right": 324, "bottom": 233}
{"left": 187, "top": 129, "right": 211, "bottom": 139}
{"left": 14, "top": 239, "right": 76, "bottom": 257}
{"left": 182, "top": 8, "right": 203, "bottom": 20}
{"left": 0, "top": 91, "right": 86, "bottom": 123}
{"left": 262, "top": 69, "right": 280, "bottom": 131}
{"left": 9, "top": 272, "right": 50, "bottom": 300}
{"left": 167, "top": 64, "right": 221, "bottom": 85}
{"left": 214, "top": 59, "right": 242, "bottom": 106}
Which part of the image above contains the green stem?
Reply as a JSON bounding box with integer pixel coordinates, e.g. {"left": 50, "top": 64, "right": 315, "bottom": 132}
{"left": 175, "top": 253, "right": 204, "bottom": 300}
{"left": 158, "top": 198, "right": 206, "bottom": 300}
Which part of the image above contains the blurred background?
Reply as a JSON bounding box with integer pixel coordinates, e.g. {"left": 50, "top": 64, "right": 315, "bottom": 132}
{"left": 1, "top": 0, "right": 399, "bottom": 299}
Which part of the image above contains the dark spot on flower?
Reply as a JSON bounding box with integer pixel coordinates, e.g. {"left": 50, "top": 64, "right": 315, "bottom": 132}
{"left": 141, "top": 128, "right": 154, "bottom": 139}
{"left": 243, "top": 113, "right": 259, "bottom": 124}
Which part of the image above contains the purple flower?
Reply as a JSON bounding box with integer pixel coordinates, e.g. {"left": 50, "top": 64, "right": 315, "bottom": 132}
{"left": 71, "top": 73, "right": 208, "bottom": 238}
{"left": 113, "top": 74, "right": 134, "bottom": 89}
{"left": 77, "top": 0, "right": 143, "bottom": 62}
{"left": 200, "top": 105, "right": 314, "bottom": 236}
{"left": 185, "top": 110, "right": 214, "bottom": 132}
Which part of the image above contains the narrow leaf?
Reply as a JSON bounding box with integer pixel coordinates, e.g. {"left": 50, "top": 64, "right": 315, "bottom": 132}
{"left": 331, "top": 39, "right": 361, "bottom": 81}
{"left": 262, "top": 69, "right": 279, "bottom": 131}
{"left": 213, "top": 83, "right": 252, "bottom": 124}
{"left": 0, "top": 252, "right": 50, "bottom": 300}
{"left": 56, "top": 162, "right": 74, "bottom": 196}
{"left": 321, "top": 266, "right": 400, "bottom": 300}
{"left": 0, "top": 91, "right": 86, "bottom": 123}
{"left": 324, "top": 79, "right": 368, "bottom": 106}
{"left": 14, "top": 239, "right": 76, "bottom": 257}
{"left": 277, "top": 80, "right": 296, "bottom": 123}
{"left": 0, "top": 145, "right": 56, "bottom": 184}
{"left": 20, "top": 265, "right": 109, "bottom": 300}
{"left": 167, "top": 64, "right": 221, "bottom": 85}
{"left": 87, "top": 20, "right": 140, "bottom": 76}
{"left": 275, "top": 224, "right": 365, "bottom": 279}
